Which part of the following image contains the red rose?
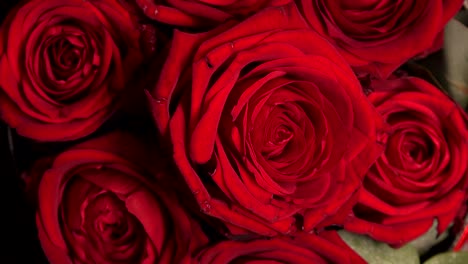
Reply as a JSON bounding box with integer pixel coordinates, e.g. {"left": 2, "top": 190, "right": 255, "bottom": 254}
{"left": 35, "top": 133, "right": 207, "bottom": 264}
{"left": 194, "top": 231, "right": 365, "bottom": 263}
{"left": 132, "top": 0, "right": 286, "bottom": 28}
{"left": 0, "top": 0, "right": 143, "bottom": 141}
{"left": 150, "top": 3, "right": 383, "bottom": 236}
{"left": 345, "top": 77, "right": 468, "bottom": 245}
{"left": 296, "top": 0, "right": 463, "bottom": 78}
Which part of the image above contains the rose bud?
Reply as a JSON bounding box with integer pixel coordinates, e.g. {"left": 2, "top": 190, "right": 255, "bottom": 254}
{"left": 295, "top": 0, "right": 464, "bottom": 78}
{"left": 0, "top": 0, "right": 143, "bottom": 141}
{"left": 194, "top": 231, "right": 365, "bottom": 263}
{"left": 149, "top": 2, "right": 383, "bottom": 236}
{"left": 35, "top": 132, "right": 208, "bottom": 263}
{"left": 345, "top": 77, "right": 468, "bottom": 246}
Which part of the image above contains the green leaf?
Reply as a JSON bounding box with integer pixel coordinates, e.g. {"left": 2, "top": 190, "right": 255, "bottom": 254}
{"left": 409, "top": 220, "right": 450, "bottom": 256}
{"left": 339, "top": 230, "right": 420, "bottom": 264}
{"left": 423, "top": 252, "right": 468, "bottom": 264}
{"left": 414, "top": 10, "right": 468, "bottom": 109}
{"left": 443, "top": 12, "right": 468, "bottom": 108}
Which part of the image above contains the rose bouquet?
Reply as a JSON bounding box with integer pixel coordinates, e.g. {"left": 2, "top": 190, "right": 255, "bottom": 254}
{"left": 2, "top": 0, "right": 468, "bottom": 263}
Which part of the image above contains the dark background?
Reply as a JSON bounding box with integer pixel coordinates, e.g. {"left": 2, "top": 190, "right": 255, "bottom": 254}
{"left": 2, "top": 123, "right": 48, "bottom": 263}
{"left": 1, "top": 1, "right": 47, "bottom": 262}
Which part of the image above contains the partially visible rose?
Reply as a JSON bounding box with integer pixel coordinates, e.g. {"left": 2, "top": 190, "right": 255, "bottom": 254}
{"left": 150, "top": 3, "right": 383, "bottom": 236}
{"left": 35, "top": 132, "right": 207, "bottom": 264}
{"left": 296, "top": 0, "right": 463, "bottom": 78}
{"left": 0, "top": 0, "right": 17, "bottom": 23}
{"left": 194, "top": 231, "right": 365, "bottom": 263}
{"left": 132, "top": 0, "right": 286, "bottom": 28}
{"left": 345, "top": 77, "right": 468, "bottom": 246}
{"left": 0, "top": 0, "right": 143, "bottom": 141}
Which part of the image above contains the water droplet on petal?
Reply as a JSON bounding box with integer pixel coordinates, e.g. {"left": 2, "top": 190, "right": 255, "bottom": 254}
{"left": 208, "top": 168, "right": 216, "bottom": 177}
{"left": 363, "top": 87, "right": 374, "bottom": 96}
{"left": 154, "top": 97, "right": 167, "bottom": 104}
{"left": 200, "top": 201, "right": 211, "bottom": 213}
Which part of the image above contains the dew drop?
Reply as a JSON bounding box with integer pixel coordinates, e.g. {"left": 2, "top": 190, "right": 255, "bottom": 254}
{"left": 207, "top": 168, "right": 216, "bottom": 177}
{"left": 363, "top": 87, "right": 374, "bottom": 96}
{"left": 154, "top": 97, "right": 167, "bottom": 104}
{"left": 200, "top": 201, "right": 211, "bottom": 213}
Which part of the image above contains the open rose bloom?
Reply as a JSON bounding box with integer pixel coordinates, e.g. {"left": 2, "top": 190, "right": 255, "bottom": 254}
{"left": 0, "top": 0, "right": 143, "bottom": 141}
{"left": 35, "top": 133, "right": 208, "bottom": 263}
{"left": 346, "top": 77, "right": 468, "bottom": 246}
{"left": 150, "top": 3, "right": 384, "bottom": 237}
{"left": 2, "top": 0, "right": 468, "bottom": 263}
{"left": 296, "top": 0, "right": 464, "bottom": 78}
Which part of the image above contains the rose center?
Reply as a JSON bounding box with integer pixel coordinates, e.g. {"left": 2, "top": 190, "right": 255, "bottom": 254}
{"left": 60, "top": 48, "right": 81, "bottom": 67}
{"left": 85, "top": 193, "right": 131, "bottom": 242}
{"left": 98, "top": 208, "right": 127, "bottom": 241}
{"left": 48, "top": 38, "right": 84, "bottom": 80}
{"left": 402, "top": 140, "right": 431, "bottom": 164}
{"left": 272, "top": 125, "right": 293, "bottom": 145}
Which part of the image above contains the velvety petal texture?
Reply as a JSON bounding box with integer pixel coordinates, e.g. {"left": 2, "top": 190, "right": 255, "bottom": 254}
{"left": 150, "top": 2, "right": 383, "bottom": 236}
{"left": 193, "top": 231, "right": 365, "bottom": 264}
{"left": 345, "top": 77, "right": 468, "bottom": 246}
{"left": 296, "top": 0, "right": 464, "bottom": 78}
{"left": 0, "top": 0, "right": 143, "bottom": 141}
{"left": 132, "top": 0, "right": 285, "bottom": 28}
{"left": 35, "top": 132, "right": 206, "bottom": 264}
